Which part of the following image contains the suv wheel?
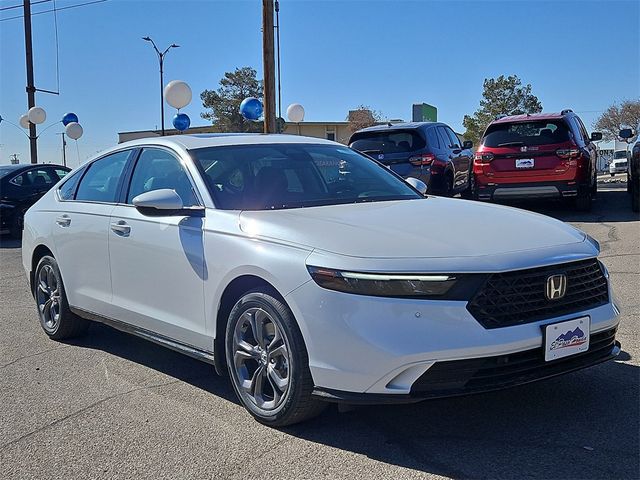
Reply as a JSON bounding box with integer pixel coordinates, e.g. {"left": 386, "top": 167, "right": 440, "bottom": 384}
{"left": 461, "top": 171, "right": 476, "bottom": 199}
{"left": 443, "top": 172, "right": 454, "bottom": 197}
{"left": 34, "top": 256, "right": 89, "bottom": 340}
{"left": 225, "top": 288, "right": 326, "bottom": 426}
{"left": 632, "top": 178, "right": 639, "bottom": 213}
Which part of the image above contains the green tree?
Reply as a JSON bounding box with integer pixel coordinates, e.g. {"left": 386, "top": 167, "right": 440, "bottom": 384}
{"left": 594, "top": 99, "right": 640, "bottom": 141}
{"left": 463, "top": 75, "right": 543, "bottom": 146}
{"left": 200, "top": 67, "right": 263, "bottom": 132}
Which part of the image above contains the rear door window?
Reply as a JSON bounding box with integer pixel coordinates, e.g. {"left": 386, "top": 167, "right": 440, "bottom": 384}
{"left": 75, "top": 150, "right": 131, "bottom": 203}
{"left": 482, "top": 120, "right": 571, "bottom": 147}
{"left": 58, "top": 167, "right": 87, "bottom": 201}
{"left": 437, "top": 127, "right": 452, "bottom": 149}
{"left": 350, "top": 130, "right": 426, "bottom": 154}
{"left": 445, "top": 127, "right": 461, "bottom": 149}
{"left": 426, "top": 127, "right": 441, "bottom": 150}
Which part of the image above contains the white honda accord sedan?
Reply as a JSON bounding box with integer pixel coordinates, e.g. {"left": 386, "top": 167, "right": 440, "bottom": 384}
{"left": 22, "top": 134, "right": 621, "bottom": 426}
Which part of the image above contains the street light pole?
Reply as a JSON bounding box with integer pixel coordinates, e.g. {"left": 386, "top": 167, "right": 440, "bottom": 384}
{"left": 142, "top": 37, "right": 179, "bottom": 136}
{"left": 23, "top": 0, "right": 38, "bottom": 163}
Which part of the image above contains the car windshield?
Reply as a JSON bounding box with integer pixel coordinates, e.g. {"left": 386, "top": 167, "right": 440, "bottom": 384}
{"left": 189, "top": 143, "right": 422, "bottom": 210}
{"left": 613, "top": 151, "right": 627, "bottom": 159}
{"left": 349, "top": 130, "right": 426, "bottom": 154}
{"left": 483, "top": 120, "right": 571, "bottom": 147}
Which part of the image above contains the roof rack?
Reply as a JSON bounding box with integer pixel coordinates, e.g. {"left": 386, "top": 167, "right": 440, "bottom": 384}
{"left": 495, "top": 114, "right": 507, "bottom": 120}
{"left": 561, "top": 109, "right": 573, "bottom": 115}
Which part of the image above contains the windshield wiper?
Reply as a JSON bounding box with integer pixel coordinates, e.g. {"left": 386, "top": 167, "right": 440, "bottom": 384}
{"left": 497, "top": 141, "right": 525, "bottom": 147}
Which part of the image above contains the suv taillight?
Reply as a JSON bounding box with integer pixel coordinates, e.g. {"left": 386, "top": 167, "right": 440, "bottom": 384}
{"left": 556, "top": 148, "right": 580, "bottom": 159}
{"left": 409, "top": 153, "right": 436, "bottom": 166}
{"left": 474, "top": 152, "right": 494, "bottom": 163}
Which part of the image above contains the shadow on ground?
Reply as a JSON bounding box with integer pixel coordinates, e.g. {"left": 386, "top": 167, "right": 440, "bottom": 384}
{"left": 0, "top": 236, "right": 21, "bottom": 249}
{"left": 67, "top": 321, "right": 638, "bottom": 479}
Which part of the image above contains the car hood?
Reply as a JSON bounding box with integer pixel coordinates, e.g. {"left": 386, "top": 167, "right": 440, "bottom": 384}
{"left": 239, "top": 197, "right": 586, "bottom": 259}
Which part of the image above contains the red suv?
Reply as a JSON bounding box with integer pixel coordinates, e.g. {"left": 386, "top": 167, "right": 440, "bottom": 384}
{"left": 472, "top": 110, "right": 602, "bottom": 210}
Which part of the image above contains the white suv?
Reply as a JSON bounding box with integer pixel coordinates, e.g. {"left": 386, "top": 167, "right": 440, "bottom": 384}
{"left": 22, "top": 134, "right": 621, "bottom": 426}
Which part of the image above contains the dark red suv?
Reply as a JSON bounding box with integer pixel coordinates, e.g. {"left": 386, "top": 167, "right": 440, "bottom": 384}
{"left": 472, "top": 110, "right": 602, "bottom": 210}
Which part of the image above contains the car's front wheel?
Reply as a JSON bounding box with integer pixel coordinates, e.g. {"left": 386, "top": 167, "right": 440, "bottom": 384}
{"left": 225, "top": 288, "right": 325, "bottom": 426}
{"left": 34, "top": 256, "right": 89, "bottom": 340}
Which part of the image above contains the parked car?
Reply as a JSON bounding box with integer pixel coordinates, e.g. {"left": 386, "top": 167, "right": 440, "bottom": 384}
{"left": 609, "top": 150, "right": 629, "bottom": 176}
{"left": 0, "top": 163, "right": 70, "bottom": 237}
{"left": 619, "top": 128, "right": 639, "bottom": 212}
{"left": 349, "top": 122, "right": 473, "bottom": 196}
{"left": 22, "top": 134, "right": 620, "bottom": 426}
{"left": 472, "top": 110, "right": 602, "bottom": 210}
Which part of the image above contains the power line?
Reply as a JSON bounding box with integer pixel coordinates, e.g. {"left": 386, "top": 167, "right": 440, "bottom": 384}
{"left": 0, "top": 0, "right": 107, "bottom": 21}
{"left": 0, "top": 0, "right": 50, "bottom": 12}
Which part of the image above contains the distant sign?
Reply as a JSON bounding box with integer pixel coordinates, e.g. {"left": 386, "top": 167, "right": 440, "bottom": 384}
{"left": 412, "top": 103, "right": 437, "bottom": 122}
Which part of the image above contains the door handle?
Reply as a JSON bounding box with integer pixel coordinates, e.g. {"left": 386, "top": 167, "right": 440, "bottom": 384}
{"left": 110, "top": 220, "right": 131, "bottom": 236}
{"left": 55, "top": 215, "right": 71, "bottom": 227}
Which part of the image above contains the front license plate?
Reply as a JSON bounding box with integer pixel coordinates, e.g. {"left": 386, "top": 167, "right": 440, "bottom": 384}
{"left": 516, "top": 158, "right": 535, "bottom": 169}
{"left": 544, "top": 317, "right": 590, "bottom": 361}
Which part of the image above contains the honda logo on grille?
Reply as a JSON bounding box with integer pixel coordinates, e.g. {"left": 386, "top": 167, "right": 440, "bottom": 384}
{"left": 546, "top": 274, "right": 567, "bottom": 300}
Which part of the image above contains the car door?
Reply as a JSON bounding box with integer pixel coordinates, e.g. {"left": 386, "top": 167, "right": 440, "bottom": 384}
{"left": 52, "top": 149, "right": 132, "bottom": 315}
{"left": 445, "top": 126, "right": 471, "bottom": 190}
{"left": 107, "top": 147, "right": 208, "bottom": 349}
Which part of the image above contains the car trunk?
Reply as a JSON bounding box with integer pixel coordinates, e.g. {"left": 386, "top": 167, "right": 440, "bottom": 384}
{"left": 349, "top": 129, "right": 426, "bottom": 177}
{"left": 484, "top": 141, "right": 574, "bottom": 179}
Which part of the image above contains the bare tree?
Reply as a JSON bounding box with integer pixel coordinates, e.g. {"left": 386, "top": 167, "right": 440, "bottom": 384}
{"left": 347, "top": 105, "right": 384, "bottom": 133}
{"left": 594, "top": 99, "right": 640, "bottom": 141}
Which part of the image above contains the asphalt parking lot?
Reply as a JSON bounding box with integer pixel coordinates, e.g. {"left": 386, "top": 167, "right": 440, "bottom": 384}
{"left": 1, "top": 181, "right": 638, "bottom": 480}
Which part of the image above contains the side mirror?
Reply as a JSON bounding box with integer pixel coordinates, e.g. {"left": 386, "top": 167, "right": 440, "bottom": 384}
{"left": 463, "top": 140, "right": 473, "bottom": 150}
{"left": 619, "top": 128, "right": 634, "bottom": 139}
{"left": 132, "top": 189, "right": 203, "bottom": 217}
{"left": 590, "top": 132, "right": 603, "bottom": 142}
{"left": 406, "top": 177, "right": 428, "bottom": 195}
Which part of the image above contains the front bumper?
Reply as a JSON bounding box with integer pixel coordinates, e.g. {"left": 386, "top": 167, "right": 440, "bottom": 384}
{"left": 286, "top": 280, "right": 621, "bottom": 399}
{"left": 477, "top": 181, "right": 583, "bottom": 201}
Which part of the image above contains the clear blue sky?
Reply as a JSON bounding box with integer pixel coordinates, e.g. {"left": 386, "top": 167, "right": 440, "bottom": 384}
{"left": 1, "top": 0, "right": 638, "bottom": 166}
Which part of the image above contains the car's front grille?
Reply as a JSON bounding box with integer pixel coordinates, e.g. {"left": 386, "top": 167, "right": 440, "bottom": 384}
{"left": 467, "top": 259, "right": 609, "bottom": 329}
{"left": 410, "top": 327, "right": 618, "bottom": 396}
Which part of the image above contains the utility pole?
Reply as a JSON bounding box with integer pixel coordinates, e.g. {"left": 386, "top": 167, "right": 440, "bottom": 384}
{"left": 275, "top": 0, "right": 282, "bottom": 131}
{"left": 23, "top": 0, "right": 38, "bottom": 164}
{"left": 262, "top": 0, "right": 277, "bottom": 134}
{"left": 58, "top": 132, "right": 67, "bottom": 167}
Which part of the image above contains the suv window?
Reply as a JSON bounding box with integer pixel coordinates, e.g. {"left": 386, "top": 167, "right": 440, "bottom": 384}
{"left": 436, "top": 127, "right": 452, "bottom": 148}
{"left": 483, "top": 120, "right": 571, "bottom": 147}
{"left": 349, "top": 130, "right": 426, "bottom": 154}
{"left": 75, "top": 151, "right": 130, "bottom": 203}
{"left": 127, "top": 148, "right": 198, "bottom": 206}
{"left": 445, "top": 127, "right": 461, "bottom": 149}
{"left": 425, "top": 127, "right": 440, "bottom": 150}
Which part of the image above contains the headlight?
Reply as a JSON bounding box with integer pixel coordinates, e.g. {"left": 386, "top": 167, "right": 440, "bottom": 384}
{"left": 307, "top": 266, "right": 458, "bottom": 298}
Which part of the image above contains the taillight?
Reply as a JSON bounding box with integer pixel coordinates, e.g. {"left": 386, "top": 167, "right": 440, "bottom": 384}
{"left": 474, "top": 152, "right": 494, "bottom": 163}
{"left": 409, "top": 153, "right": 436, "bottom": 166}
{"left": 556, "top": 148, "right": 580, "bottom": 159}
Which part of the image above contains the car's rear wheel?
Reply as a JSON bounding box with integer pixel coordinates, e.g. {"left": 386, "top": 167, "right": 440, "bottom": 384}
{"left": 461, "top": 171, "right": 476, "bottom": 199}
{"left": 225, "top": 288, "right": 325, "bottom": 426}
{"left": 443, "top": 172, "right": 454, "bottom": 197}
{"left": 34, "top": 256, "right": 89, "bottom": 340}
{"left": 632, "top": 179, "right": 639, "bottom": 213}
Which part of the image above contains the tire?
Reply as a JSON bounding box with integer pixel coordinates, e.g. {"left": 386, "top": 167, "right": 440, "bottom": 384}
{"left": 632, "top": 179, "right": 639, "bottom": 213}
{"left": 461, "top": 171, "right": 476, "bottom": 199}
{"left": 225, "top": 288, "right": 326, "bottom": 426}
{"left": 443, "top": 172, "right": 454, "bottom": 197}
{"left": 34, "top": 256, "right": 89, "bottom": 340}
{"left": 610, "top": 173, "right": 615, "bottom": 177}
{"left": 575, "top": 192, "right": 592, "bottom": 212}
{"left": 9, "top": 210, "right": 24, "bottom": 239}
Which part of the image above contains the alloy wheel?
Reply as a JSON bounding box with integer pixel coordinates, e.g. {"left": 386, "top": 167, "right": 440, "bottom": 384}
{"left": 36, "top": 264, "right": 61, "bottom": 331}
{"left": 232, "top": 307, "right": 290, "bottom": 411}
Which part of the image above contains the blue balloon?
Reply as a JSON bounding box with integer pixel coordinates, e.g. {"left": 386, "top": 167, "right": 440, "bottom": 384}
{"left": 62, "top": 112, "right": 78, "bottom": 126}
{"left": 239, "top": 97, "right": 263, "bottom": 121}
{"left": 172, "top": 113, "right": 190, "bottom": 131}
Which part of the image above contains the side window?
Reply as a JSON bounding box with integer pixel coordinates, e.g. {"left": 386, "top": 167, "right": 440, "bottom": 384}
{"left": 426, "top": 127, "right": 441, "bottom": 150}
{"left": 437, "top": 127, "right": 452, "bottom": 148}
{"left": 55, "top": 169, "right": 69, "bottom": 180}
{"left": 9, "top": 172, "right": 28, "bottom": 187}
{"left": 10, "top": 168, "right": 55, "bottom": 188}
{"left": 446, "top": 128, "right": 461, "bottom": 149}
{"left": 76, "top": 151, "right": 130, "bottom": 203}
{"left": 576, "top": 117, "right": 590, "bottom": 143}
{"left": 126, "top": 148, "right": 198, "bottom": 207}
{"left": 58, "top": 167, "right": 87, "bottom": 200}
{"left": 568, "top": 118, "right": 584, "bottom": 145}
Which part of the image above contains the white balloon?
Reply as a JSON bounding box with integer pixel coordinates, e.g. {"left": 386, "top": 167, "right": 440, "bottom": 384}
{"left": 19, "top": 114, "right": 30, "bottom": 129}
{"left": 286, "top": 103, "right": 305, "bottom": 123}
{"left": 28, "top": 106, "right": 46, "bottom": 125}
{"left": 65, "top": 122, "right": 83, "bottom": 140}
{"left": 164, "top": 80, "right": 192, "bottom": 109}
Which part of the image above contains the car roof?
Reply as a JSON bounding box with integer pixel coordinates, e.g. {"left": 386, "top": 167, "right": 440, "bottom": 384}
{"left": 353, "top": 122, "right": 441, "bottom": 134}
{"left": 0, "top": 163, "right": 68, "bottom": 172}
{"left": 116, "top": 133, "right": 338, "bottom": 151}
{"left": 491, "top": 112, "right": 569, "bottom": 124}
